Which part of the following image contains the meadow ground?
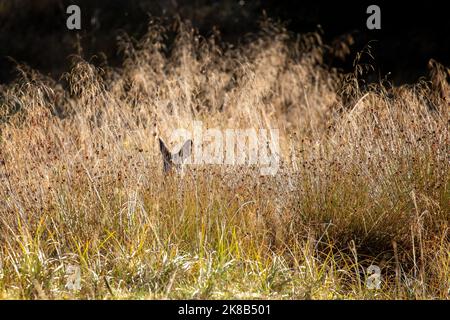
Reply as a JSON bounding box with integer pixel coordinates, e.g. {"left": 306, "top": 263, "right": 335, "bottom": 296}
{"left": 0, "top": 20, "right": 448, "bottom": 299}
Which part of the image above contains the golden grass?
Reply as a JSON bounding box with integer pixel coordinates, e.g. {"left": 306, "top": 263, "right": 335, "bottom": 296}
{"left": 0, "top": 20, "right": 448, "bottom": 299}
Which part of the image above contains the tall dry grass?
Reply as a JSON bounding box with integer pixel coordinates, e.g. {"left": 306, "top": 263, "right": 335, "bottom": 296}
{"left": 0, "top": 20, "right": 448, "bottom": 299}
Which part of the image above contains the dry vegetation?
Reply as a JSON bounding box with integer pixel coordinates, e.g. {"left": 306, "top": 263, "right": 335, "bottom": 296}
{"left": 0, "top": 20, "right": 448, "bottom": 299}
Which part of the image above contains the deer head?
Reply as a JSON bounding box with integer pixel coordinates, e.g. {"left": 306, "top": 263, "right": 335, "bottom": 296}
{"left": 158, "top": 137, "right": 193, "bottom": 175}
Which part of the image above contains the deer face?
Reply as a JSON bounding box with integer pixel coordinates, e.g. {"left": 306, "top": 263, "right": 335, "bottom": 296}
{"left": 158, "top": 138, "right": 193, "bottom": 175}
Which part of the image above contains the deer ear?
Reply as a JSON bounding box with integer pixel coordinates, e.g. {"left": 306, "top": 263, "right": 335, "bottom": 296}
{"left": 159, "top": 138, "right": 172, "bottom": 172}
{"left": 173, "top": 139, "right": 193, "bottom": 164}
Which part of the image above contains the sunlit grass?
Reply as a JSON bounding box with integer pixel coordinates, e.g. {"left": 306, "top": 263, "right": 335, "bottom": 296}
{"left": 0, "top": 19, "right": 448, "bottom": 300}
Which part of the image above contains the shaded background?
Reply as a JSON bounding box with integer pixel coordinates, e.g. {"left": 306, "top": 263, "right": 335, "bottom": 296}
{"left": 0, "top": 0, "right": 449, "bottom": 84}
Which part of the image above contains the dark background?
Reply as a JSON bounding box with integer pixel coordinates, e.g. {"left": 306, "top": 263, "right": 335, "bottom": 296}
{"left": 0, "top": 0, "right": 449, "bottom": 84}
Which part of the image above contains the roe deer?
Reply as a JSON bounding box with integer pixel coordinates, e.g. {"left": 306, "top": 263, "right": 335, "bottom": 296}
{"left": 158, "top": 138, "right": 193, "bottom": 175}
